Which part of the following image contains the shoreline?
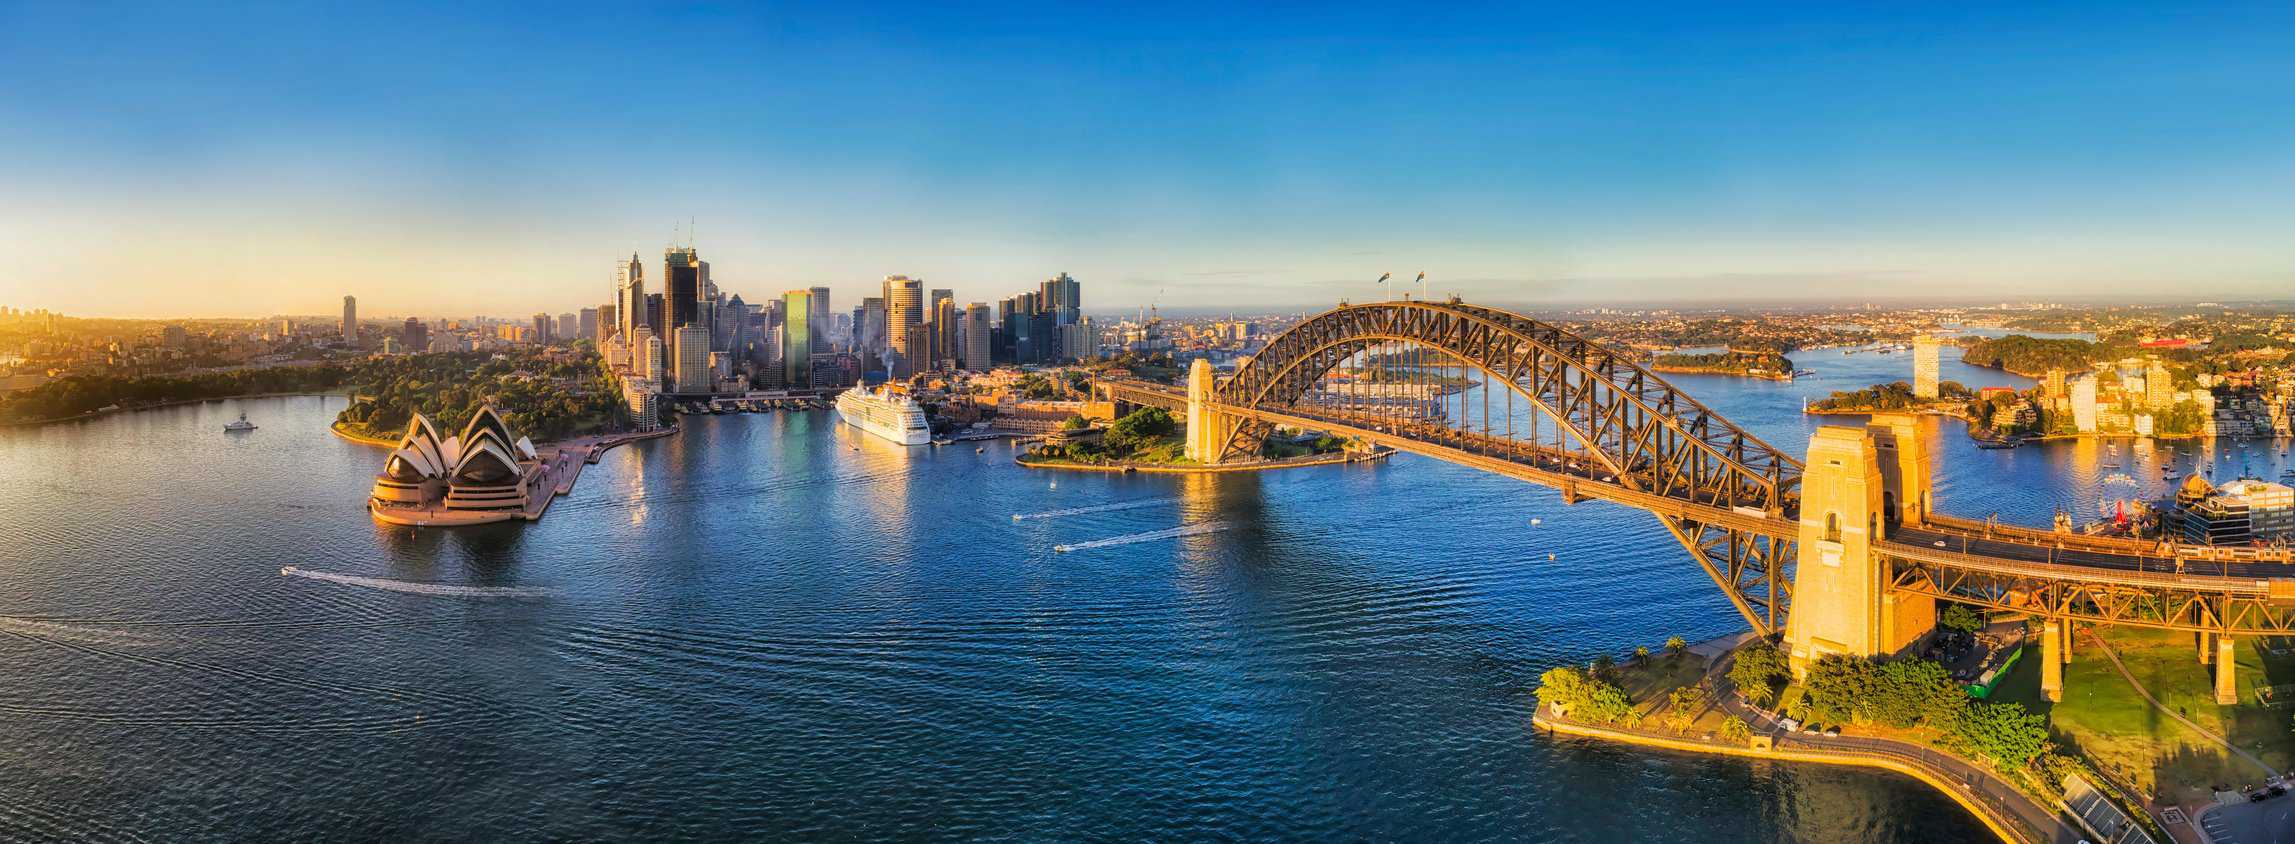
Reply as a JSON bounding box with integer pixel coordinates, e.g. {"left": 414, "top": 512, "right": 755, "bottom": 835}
{"left": 1650, "top": 366, "right": 1793, "bottom": 382}
{"left": 1532, "top": 712, "right": 2045, "bottom": 844}
{"left": 3, "top": 390, "right": 347, "bottom": 428}
{"left": 330, "top": 419, "right": 398, "bottom": 448}
{"left": 1016, "top": 448, "right": 1393, "bottom": 474}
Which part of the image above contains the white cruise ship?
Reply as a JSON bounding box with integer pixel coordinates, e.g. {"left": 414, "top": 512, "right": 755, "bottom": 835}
{"left": 835, "top": 385, "right": 932, "bottom": 445}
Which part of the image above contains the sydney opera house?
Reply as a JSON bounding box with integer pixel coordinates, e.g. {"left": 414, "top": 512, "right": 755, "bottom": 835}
{"left": 368, "top": 406, "right": 542, "bottom": 525}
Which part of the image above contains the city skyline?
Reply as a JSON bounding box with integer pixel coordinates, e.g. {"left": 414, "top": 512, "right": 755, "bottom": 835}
{"left": 6, "top": 3, "right": 2295, "bottom": 317}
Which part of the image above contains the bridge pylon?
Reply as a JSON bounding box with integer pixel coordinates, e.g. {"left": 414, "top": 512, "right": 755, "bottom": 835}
{"left": 1784, "top": 424, "right": 1935, "bottom": 678}
{"left": 1185, "top": 358, "right": 1242, "bottom": 464}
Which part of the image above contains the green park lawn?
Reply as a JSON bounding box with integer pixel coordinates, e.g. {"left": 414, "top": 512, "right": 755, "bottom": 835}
{"left": 2031, "top": 626, "right": 2295, "bottom": 801}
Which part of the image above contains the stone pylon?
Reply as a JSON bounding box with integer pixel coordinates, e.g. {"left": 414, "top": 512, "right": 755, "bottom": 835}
{"left": 1783, "top": 424, "right": 1935, "bottom": 677}
{"left": 1184, "top": 358, "right": 1239, "bottom": 464}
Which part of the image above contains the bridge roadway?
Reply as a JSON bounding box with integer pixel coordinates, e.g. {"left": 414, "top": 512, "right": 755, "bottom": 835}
{"left": 1098, "top": 378, "right": 2295, "bottom": 605}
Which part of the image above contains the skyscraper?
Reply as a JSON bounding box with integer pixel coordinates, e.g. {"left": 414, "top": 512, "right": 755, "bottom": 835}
{"left": 665, "top": 246, "right": 701, "bottom": 329}
{"left": 599, "top": 303, "right": 619, "bottom": 341}
{"left": 341, "top": 295, "right": 357, "bottom": 342}
{"left": 882, "top": 275, "right": 923, "bottom": 370}
{"left": 533, "top": 313, "right": 553, "bottom": 343}
{"left": 963, "top": 303, "right": 992, "bottom": 371}
{"left": 617, "top": 253, "right": 645, "bottom": 338}
{"left": 1041, "top": 272, "right": 1080, "bottom": 326}
{"left": 402, "top": 317, "right": 427, "bottom": 352}
{"left": 1912, "top": 335, "right": 1940, "bottom": 399}
{"left": 783, "top": 290, "right": 812, "bottom": 388}
{"left": 930, "top": 297, "right": 959, "bottom": 371}
{"left": 557, "top": 312, "right": 578, "bottom": 341}
{"left": 579, "top": 308, "right": 599, "bottom": 343}
{"left": 808, "top": 286, "right": 831, "bottom": 352}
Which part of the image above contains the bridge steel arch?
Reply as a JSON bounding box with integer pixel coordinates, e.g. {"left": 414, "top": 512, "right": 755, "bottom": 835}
{"left": 1214, "top": 299, "right": 1807, "bottom": 634}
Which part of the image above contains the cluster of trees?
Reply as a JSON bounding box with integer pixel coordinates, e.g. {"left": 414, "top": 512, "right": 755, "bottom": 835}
{"left": 1, "top": 364, "right": 353, "bottom": 423}
{"left": 1031, "top": 407, "right": 1186, "bottom": 464}
{"left": 1650, "top": 350, "right": 1794, "bottom": 378}
{"left": 1534, "top": 664, "right": 1639, "bottom": 727}
{"left": 336, "top": 348, "right": 625, "bottom": 442}
{"left": 1808, "top": 379, "right": 1973, "bottom": 412}
{"left": 1792, "top": 654, "right": 2052, "bottom": 770}
{"left": 1960, "top": 335, "right": 2118, "bottom": 376}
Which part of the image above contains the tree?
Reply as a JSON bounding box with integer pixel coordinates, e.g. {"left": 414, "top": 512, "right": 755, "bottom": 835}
{"left": 1945, "top": 701, "right": 2051, "bottom": 769}
{"left": 1729, "top": 641, "right": 1789, "bottom": 709}
{"left": 1665, "top": 635, "right": 1689, "bottom": 660}
{"left": 1059, "top": 414, "right": 1090, "bottom": 431}
{"left": 1591, "top": 654, "right": 1620, "bottom": 686}
{"left": 1940, "top": 603, "right": 1984, "bottom": 636}
{"left": 1632, "top": 646, "right": 1651, "bottom": 666}
{"left": 1666, "top": 686, "right": 1706, "bottom": 733}
{"left": 1719, "top": 715, "right": 1752, "bottom": 745}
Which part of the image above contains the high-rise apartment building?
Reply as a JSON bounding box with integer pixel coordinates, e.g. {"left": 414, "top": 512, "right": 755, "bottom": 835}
{"left": 674, "top": 325, "right": 712, "bottom": 394}
{"left": 2145, "top": 359, "right": 2175, "bottom": 409}
{"left": 557, "top": 313, "right": 577, "bottom": 340}
{"left": 579, "top": 308, "right": 599, "bottom": 343}
{"left": 341, "top": 295, "right": 357, "bottom": 342}
{"left": 533, "top": 313, "right": 554, "bottom": 343}
{"left": 636, "top": 328, "right": 664, "bottom": 383}
{"left": 1912, "top": 334, "right": 1940, "bottom": 399}
{"left": 599, "top": 304, "right": 618, "bottom": 341}
{"left": 963, "top": 303, "right": 992, "bottom": 371}
{"left": 2071, "top": 376, "right": 2099, "bottom": 433}
{"left": 783, "top": 290, "right": 812, "bottom": 388}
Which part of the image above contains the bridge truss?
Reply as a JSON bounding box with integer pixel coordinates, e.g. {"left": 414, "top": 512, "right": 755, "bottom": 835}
{"left": 1210, "top": 299, "right": 1807, "bottom": 634}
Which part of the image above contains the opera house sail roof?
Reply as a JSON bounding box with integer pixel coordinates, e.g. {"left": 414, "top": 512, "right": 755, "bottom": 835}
{"left": 368, "top": 406, "right": 540, "bottom": 525}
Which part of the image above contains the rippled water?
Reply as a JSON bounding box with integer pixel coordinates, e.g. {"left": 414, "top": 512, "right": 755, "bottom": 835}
{"left": 5, "top": 347, "right": 2282, "bottom": 840}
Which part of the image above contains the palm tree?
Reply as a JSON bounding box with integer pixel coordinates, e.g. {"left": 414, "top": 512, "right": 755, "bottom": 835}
{"left": 1665, "top": 635, "right": 1688, "bottom": 660}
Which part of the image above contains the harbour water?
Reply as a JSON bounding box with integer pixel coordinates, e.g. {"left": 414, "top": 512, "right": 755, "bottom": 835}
{"left": 2, "top": 345, "right": 2289, "bottom": 840}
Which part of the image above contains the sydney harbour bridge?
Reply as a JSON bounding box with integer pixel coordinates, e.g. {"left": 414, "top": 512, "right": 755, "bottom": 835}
{"left": 1096, "top": 298, "right": 2295, "bottom": 704}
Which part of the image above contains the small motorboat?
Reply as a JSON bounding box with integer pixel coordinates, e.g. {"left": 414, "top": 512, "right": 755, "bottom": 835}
{"left": 975, "top": 447, "right": 986, "bottom": 454}
{"left": 224, "top": 413, "right": 257, "bottom": 432}
{"left": 280, "top": 566, "right": 297, "bottom": 576}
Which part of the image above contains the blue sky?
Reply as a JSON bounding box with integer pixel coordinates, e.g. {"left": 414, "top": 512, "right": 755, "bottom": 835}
{"left": 2, "top": 2, "right": 2292, "bottom": 317}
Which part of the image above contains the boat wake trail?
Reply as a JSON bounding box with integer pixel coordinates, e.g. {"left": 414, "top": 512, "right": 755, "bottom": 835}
{"left": 1013, "top": 497, "right": 1184, "bottom": 522}
{"left": 281, "top": 567, "right": 557, "bottom": 599}
{"left": 1054, "top": 521, "right": 1231, "bottom": 553}
{"left": 0, "top": 616, "right": 157, "bottom": 646}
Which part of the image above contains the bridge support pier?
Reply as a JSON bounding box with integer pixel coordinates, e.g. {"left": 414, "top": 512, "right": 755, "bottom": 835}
{"left": 2041, "top": 619, "right": 2064, "bottom": 702}
{"left": 1184, "top": 358, "right": 1242, "bottom": 464}
{"left": 1784, "top": 425, "right": 1934, "bottom": 678}
{"left": 2061, "top": 619, "right": 2073, "bottom": 664}
{"left": 2216, "top": 636, "right": 2238, "bottom": 705}
{"left": 2199, "top": 630, "right": 2213, "bottom": 665}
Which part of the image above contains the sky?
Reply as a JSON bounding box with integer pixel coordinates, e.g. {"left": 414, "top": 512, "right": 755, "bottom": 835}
{"left": 2, "top": 2, "right": 2293, "bottom": 318}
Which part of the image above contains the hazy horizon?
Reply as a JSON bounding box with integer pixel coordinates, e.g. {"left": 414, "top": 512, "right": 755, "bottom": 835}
{"left": 5, "top": 3, "right": 2293, "bottom": 318}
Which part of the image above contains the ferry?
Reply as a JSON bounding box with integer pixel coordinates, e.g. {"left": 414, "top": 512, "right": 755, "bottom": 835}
{"left": 224, "top": 412, "right": 257, "bottom": 432}
{"left": 835, "top": 385, "right": 932, "bottom": 446}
